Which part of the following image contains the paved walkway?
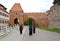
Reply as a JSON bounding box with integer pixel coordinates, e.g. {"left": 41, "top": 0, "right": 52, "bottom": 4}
{"left": 0, "top": 26, "right": 27, "bottom": 41}
{"left": 23, "top": 27, "right": 60, "bottom": 41}
{"left": 0, "top": 26, "right": 60, "bottom": 41}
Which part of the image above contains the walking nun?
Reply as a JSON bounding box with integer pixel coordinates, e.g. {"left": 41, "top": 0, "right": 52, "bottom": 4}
{"left": 32, "top": 22, "right": 36, "bottom": 33}
{"left": 29, "top": 25, "right": 32, "bottom": 35}
{"left": 19, "top": 25, "right": 23, "bottom": 34}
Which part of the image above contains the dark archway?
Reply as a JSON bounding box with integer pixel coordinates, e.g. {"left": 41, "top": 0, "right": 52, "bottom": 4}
{"left": 14, "top": 18, "right": 19, "bottom": 24}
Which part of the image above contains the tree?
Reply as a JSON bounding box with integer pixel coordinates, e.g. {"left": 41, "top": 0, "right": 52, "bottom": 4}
{"left": 24, "top": 18, "right": 35, "bottom": 25}
{"left": 53, "top": 0, "right": 60, "bottom": 5}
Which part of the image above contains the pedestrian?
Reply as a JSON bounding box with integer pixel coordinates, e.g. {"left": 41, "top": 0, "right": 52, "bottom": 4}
{"left": 29, "top": 25, "right": 32, "bottom": 36}
{"left": 19, "top": 25, "right": 23, "bottom": 34}
{"left": 32, "top": 22, "right": 36, "bottom": 33}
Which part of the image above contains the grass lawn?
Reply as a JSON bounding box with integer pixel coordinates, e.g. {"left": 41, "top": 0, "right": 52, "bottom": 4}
{"left": 37, "top": 26, "right": 60, "bottom": 33}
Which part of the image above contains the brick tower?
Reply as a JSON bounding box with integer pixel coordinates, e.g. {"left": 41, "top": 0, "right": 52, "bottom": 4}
{"left": 9, "top": 3, "right": 24, "bottom": 25}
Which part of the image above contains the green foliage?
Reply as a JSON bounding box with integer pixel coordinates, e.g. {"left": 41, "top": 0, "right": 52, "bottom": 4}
{"left": 49, "top": 28, "right": 60, "bottom": 33}
{"left": 37, "top": 26, "right": 60, "bottom": 33}
{"left": 53, "top": 0, "right": 60, "bottom": 5}
{"left": 24, "top": 18, "right": 35, "bottom": 25}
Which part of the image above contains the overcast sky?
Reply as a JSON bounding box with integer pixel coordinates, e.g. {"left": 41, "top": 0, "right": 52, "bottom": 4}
{"left": 0, "top": 0, "right": 54, "bottom": 12}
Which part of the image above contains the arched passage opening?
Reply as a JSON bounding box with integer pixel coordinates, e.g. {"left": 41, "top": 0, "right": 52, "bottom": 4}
{"left": 14, "top": 18, "right": 19, "bottom": 25}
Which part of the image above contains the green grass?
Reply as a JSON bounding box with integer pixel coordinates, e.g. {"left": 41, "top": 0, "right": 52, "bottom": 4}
{"left": 37, "top": 26, "right": 60, "bottom": 33}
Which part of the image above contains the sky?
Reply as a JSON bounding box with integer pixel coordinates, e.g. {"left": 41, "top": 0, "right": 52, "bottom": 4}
{"left": 0, "top": 0, "right": 54, "bottom": 12}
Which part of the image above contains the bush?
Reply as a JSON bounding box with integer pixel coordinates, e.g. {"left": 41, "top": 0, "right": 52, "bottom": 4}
{"left": 24, "top": 18, "right": 35, "bottom": 25}
{"left": 53, "top": 0, "right": 60, "bottom": 5}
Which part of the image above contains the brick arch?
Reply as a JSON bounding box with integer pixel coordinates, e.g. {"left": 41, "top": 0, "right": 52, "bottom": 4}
{"left": 9, "top": 13, "right": 24, "bottom": 25}
{"left": 14, "top": 18, "right": 19, "bottom": 24}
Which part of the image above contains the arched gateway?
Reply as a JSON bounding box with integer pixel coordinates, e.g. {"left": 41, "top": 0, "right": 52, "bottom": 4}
{"left": 9, "top": 3, "right": 24, "bottom": 25}
{"left": 9, "top": 3, "right": 48, "bottom": 27}
{"left": 14, "top": 18, "right": 19, "bottom": 24}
